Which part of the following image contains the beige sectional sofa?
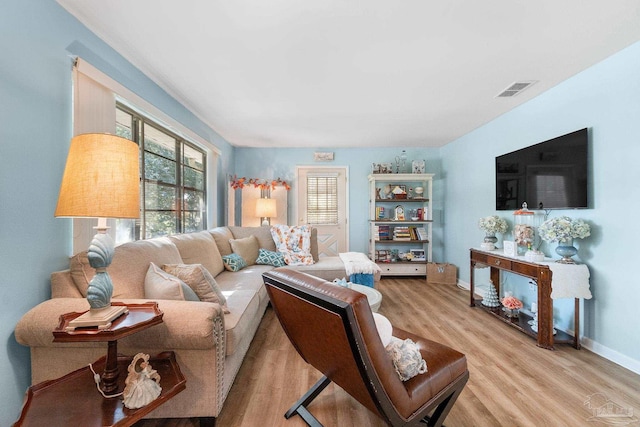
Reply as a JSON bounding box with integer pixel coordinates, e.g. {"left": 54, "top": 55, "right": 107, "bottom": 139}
{"left": 15, "top": 226, "right": 360, "bottom": 422}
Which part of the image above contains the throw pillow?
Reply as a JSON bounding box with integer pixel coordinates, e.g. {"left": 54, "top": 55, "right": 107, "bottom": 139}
{"left": 144, "top": 263, "right": 199, "bottom": 301}
{"left": 222, "top": 253, "right": 247, "bottom": 272}
{"left": 209, "top": 227, "right": 234, "bottom": 256}
{"left": 229, "top": 235, "right": 260, "bottom": 265}
{"left": 385, "top": 337, "right": 428, "bottom": 381}
{"left": 255, "top": 248, "right": 286, "bottom": 267}
{"left": 161, "top": 263, "right": 229, "bottom": 313}
{"left": 270, "top": 225, "right": 315, "bottom": 266}
{"left": 372, "top": 313, "right": 393, "bottom": 347}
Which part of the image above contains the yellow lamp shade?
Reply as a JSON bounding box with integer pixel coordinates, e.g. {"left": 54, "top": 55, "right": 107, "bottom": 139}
{"left": 55, "top": 133, "right": 140, "bottom": 219}
{"left": 255, "top": 198, "right": 277, "bottom": 219}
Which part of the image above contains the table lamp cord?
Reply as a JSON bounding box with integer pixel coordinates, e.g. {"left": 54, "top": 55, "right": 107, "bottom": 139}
{"left": 89, "top": 363, "right": 124, "bottom": 398}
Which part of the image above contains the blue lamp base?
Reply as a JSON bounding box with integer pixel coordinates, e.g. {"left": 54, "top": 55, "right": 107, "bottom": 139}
{"left": 67, "top": 226, "right": 128, "bottom": 330}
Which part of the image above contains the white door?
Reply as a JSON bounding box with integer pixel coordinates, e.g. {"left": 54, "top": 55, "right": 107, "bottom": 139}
{"left": 296, "top": 167, "right": 348, "bottom": 257}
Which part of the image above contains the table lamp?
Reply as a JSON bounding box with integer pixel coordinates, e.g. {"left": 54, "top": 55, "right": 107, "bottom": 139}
{"left": 255, "top": 197, "right": 277, "bottom": 226}
{"left": 55, "top": 133, "right": 140, "bottom": 329}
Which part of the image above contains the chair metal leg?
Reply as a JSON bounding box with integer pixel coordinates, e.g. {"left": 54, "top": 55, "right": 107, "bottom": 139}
{"left": 420, "top": 372, "right": 469, "bottom": 427}
{"left": 284, "top": 375, "right": 332, "bottom": 426}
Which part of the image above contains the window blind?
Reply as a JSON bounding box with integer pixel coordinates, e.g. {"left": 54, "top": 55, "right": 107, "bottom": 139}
{"left": 306, "top": 175, "right": 338, "bottom": 225}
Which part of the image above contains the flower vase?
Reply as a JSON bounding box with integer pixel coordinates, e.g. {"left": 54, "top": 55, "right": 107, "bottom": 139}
{"left": 504, "top": 308, "right": 519, "bottom": 318}
{"left": 481, "top": 232, "right": 498, "bottom": 250}
{"left": 555, "top": 239, "right": 578, "bottom": 264}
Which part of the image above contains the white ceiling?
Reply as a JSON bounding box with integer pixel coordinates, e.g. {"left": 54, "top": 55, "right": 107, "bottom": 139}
{"left": 58, "top": 0, "right": 640, "bottom": 148}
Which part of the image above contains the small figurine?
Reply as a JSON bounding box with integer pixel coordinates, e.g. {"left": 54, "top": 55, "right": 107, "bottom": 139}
{"left": 123, "top": 353, "right": 162, "bottom": 409}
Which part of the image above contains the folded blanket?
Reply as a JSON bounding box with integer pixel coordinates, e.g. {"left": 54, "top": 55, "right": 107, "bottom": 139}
{"left": 339, "top": 252, "right": 381, "bottom": 276}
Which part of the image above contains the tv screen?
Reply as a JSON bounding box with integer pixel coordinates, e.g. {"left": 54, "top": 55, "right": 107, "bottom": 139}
{"left": 496, "top": 128, "right": 589, "bottom": 210}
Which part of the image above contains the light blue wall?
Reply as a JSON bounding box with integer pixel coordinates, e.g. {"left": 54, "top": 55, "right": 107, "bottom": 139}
{"left": 234, "top": 147, "right": 443, "bottom": 257}
{"left": 0, "top": 1, "right": 233, "bottom": 424}
{"left": 3, "top": 1, "right": 640, "bottom": 423}
{"left": 441, "top": 40, "right": 640, "bottom": 367}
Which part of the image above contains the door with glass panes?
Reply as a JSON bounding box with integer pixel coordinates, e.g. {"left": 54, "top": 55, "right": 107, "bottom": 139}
{"left": 296, "top": 167, "right": 348, "bottom": 256}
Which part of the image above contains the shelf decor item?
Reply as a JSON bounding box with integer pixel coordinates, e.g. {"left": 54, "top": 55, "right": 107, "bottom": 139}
{"left": 501, "top": 295, "right": 523, "bottom": 318}
{"left": 392, "top": 185, "right": 407, "bottom": 199}
{"left": 478, "top": 215, "right": 508, "bottom": 250}
{"left": 395, "top": 150, "right": 408, "bottom": 173}
{"left": 412, "top": 159, "right": 426, "bottom": 174}
{"left": 481, "top": 282, "right": 501, "bottom": 308}
{"left": 513, "top": 202, "right": 536, "bottom": 255}
{"left": 539, "top": 216, "right": 591, "bottom": 264}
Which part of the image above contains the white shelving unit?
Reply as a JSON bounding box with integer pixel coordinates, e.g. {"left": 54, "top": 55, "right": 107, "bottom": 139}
{"left": 368, "top": 173, "right": 433, "bottom": 276}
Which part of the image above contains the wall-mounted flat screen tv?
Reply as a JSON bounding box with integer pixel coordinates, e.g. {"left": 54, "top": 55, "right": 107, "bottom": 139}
{"left": 496, "top": 128, "right": 589, "bottom": 210}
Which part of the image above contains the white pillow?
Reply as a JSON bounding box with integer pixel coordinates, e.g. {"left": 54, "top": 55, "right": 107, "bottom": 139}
{"left": 372, "top": 312, "right": 393, "bottom": 347}
{"left": 144, "top": 263, "right": 199, "bottom": 301}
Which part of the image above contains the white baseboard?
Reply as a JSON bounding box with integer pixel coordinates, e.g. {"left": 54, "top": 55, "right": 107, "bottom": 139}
{"left": 580, "top": 338, "right": 640, "bottom": 375}
{"left": 456, "top": 280, "right": 640, "bottom": 375}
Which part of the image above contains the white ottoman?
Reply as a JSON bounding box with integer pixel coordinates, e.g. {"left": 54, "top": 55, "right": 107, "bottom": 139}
{"left": 350, "top": 283, "right": 383, "bottom": 312}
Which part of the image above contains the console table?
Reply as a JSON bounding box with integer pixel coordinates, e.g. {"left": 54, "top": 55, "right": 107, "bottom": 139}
{"left": 469, "top": 248, "right": 588, "bottom": 350}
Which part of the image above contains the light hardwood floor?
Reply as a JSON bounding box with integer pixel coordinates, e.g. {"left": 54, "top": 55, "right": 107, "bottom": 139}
{"left": 136, "top": 277, "right": 640, "bottom": 427}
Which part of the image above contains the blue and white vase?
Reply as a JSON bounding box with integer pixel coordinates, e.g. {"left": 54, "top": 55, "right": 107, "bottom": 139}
{"left": 555, "top": 239, "right": 578, "bottom": 264}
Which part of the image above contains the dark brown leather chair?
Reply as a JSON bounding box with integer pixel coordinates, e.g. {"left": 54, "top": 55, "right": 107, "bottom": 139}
{"left": 263, "top": 268, "right": 469, "bottom": 427}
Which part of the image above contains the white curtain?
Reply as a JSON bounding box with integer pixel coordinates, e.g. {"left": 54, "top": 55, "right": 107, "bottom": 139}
{"left": 71, "top": 62, "right": 116, "bottom": 254}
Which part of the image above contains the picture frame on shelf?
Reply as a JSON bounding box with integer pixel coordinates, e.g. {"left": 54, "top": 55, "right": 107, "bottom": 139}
{"left": 372, "top": 163, "right": 393, "bottom": 174}
{"left": 410, "top": 249, "right": 426, "bottom": 261}
{"left": 503, "top": 240, "right": 517, "bottom": 257}
{"left": 376, "top": 250, "right": 390, "bottom": 262}
{"left": 412, "top": 160, "right": 426, "bottom": 174}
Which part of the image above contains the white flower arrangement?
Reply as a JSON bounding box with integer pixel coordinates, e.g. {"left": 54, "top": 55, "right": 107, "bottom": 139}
{"left": 538, "top": 216, "right": 591, "bottom": 243}
{"left": 478, "top": 215, "right": 508, "bottom": 234}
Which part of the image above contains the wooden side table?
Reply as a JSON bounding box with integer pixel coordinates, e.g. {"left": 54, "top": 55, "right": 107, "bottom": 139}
{"left": 14, "top": 302, "right": 186, "bottom": 427}
{"left": 52, "top": 302, "right": 164, "bottom": 393}
{"left": 13, "top": 352, "right": 186, "bottom": 427}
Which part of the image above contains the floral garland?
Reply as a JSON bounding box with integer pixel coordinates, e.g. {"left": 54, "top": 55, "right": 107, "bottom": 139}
{"left": 478, "top": 215, "right": 508, "bottom": 234}
{"left": 538, "top": 216, "right": 590, "bottom": 243}
{"left": 229, "top": 175, "right": 291, "bottom": 191}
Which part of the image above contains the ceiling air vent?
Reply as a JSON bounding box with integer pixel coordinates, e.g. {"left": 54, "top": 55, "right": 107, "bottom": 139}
{"left": 496, "top": 81, "right": 537, "bottom": 98}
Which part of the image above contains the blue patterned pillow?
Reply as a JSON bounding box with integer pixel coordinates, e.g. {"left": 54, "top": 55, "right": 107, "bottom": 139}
{"left": 222, "top": 253, "right": 247, "bottom": 272}
{"left": 255, "top": 248, "right": 286, "bottom": 267}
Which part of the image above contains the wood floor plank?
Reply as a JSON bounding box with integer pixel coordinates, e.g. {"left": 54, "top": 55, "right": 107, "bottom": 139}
{"left": 136, "top": 277, "right": 640, "bottom": 427}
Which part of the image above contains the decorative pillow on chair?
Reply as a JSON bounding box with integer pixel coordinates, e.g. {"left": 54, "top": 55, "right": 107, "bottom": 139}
{"left": 372, "top": 312, "right": 393, "bottom": 347}
{"left": 144, "top": 263, "right": 199, "bottom": 301}
{"left": 222, "top": 253, "right": 248, "bottom": 272}
{"left": 161, "top": 263, "right": 229, "bottom": 313}
{"left": 270, "top": 225, "right": 315, "bottom": 266}
{"left": 229, "top": 235, "right": 260, "bottom": 265}
{"left": 385, "top": 337, "right": 428, "bottom": 381}
{"left": 255, "top": 248, "right": 286, "bottom": 267}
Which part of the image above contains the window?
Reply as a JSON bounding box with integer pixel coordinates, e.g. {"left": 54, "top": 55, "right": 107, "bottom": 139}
{"left": 306, "top": 174, "right": 338, "bottom": 225}
{"left": 116, "top": 105, "right": 206, "bottom": 240}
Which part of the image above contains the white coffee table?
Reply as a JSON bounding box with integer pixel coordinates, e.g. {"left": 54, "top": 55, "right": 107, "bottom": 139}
{"left": 350, "top": 283, "right": 383, "bottom": 312}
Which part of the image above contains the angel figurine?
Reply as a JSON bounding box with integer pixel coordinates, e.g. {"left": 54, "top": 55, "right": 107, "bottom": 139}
{"left": 123, "top": 353, "right": 162, "bottom": 409}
